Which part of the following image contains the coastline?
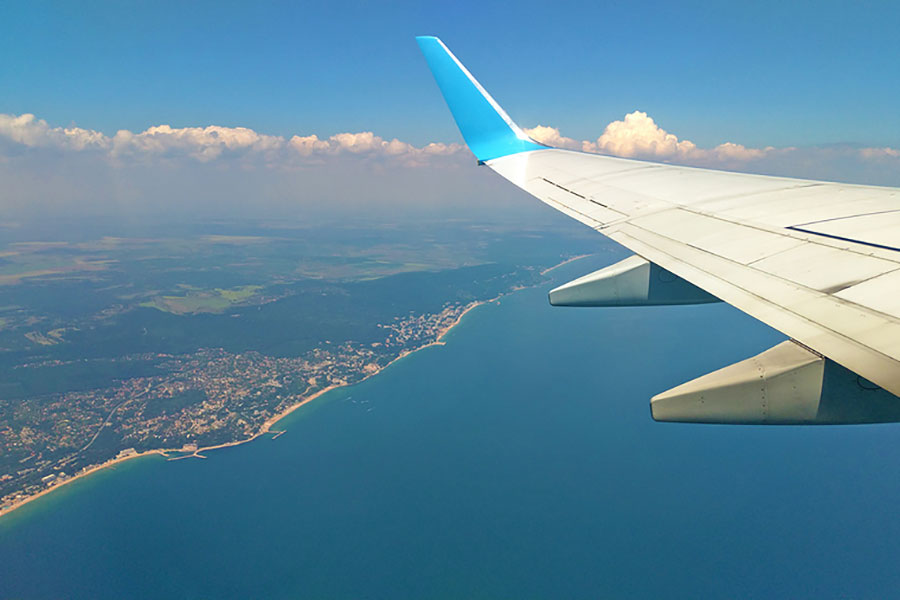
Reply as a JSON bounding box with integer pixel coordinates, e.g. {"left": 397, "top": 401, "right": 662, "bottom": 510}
{"left": 0, "top": 254, "right": 586, "bottom": 522}
{"left": 0, "top": 295, "right": 495, "bottom": 521}
{"left": 0, "top": 449, "right": 168, "bottom": 521}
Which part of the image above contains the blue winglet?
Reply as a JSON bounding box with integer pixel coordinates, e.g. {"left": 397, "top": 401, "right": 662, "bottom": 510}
{"left": 416, "top": 36, "right": 546, "bottom": 163}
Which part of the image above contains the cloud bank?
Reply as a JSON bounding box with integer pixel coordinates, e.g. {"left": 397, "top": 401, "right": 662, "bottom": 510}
{"left": 521, "top": 112, "right": 900, "bottom": 186}
{"left": 0, "top": 113, "right": 464, "bottom": 167}
{"left": 2, "top": 110, "right": 899, "bottom": 220}
{"left": 525, "top": 112, "right": 772, "bottom": 165}
{"left": 2, "top": 110, "right": 899, "bottom": 175}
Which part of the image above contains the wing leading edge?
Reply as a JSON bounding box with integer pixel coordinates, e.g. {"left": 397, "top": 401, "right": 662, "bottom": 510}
{"left": 417, "top": 36, "right": 900, "bottom": 424}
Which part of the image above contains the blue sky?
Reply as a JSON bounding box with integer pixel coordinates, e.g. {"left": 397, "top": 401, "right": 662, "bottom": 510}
{"left": 2, "top": 0, "right": 900, "bottom": 221}
{"left": 3, "top": 0, "right": 900, "bottom": 148}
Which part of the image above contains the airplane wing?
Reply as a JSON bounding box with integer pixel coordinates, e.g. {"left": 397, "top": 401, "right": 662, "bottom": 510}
{"left": 417, "top": 36, "right": 900, "bottom": 425}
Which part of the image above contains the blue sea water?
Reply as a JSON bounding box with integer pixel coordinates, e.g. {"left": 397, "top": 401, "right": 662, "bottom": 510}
{"left": 2, "top": 258, "right": 900, "bottom": 599}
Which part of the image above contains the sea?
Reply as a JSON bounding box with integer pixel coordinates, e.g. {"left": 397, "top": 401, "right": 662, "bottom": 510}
{"left": 2, "top": 257, "right": 900, "bottom": 599}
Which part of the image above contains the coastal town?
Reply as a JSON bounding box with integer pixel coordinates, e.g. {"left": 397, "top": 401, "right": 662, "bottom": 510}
{"left": 0, "top": 301, "right": 482, "bottom": 515}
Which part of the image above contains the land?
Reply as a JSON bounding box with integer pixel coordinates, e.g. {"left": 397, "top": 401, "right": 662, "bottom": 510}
{"left": 0, "top": 297, "right": 493, "bottom": 518}
{"left": 0, "top": 217, "right": 602, "bottom": 517}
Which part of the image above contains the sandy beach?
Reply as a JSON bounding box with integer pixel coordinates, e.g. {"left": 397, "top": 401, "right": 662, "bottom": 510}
{"left": 540, "top": 254, "right": 590, "bottom": 275}
{"left": 0, "top": 449, "right": 168, "bottom": 520}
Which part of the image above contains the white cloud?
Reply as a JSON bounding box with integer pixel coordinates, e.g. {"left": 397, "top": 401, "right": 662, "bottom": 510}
{"left": 285, "top": 131, "right": 463, "bottom": 166}
{"left": 288, "top": 134, "right": 331, "bottom": 156}
{"left": 706, "top": 141, "right": 772, "bottom": 162}
{"left": 0, "top": 113, "right": 465, "bottom": 167}
{"left": 110, "top": 124, "right": 283, "bottom": 162}
{"left": 328, "top": 131, "right": 384, "bottom": 154}
{"left": 0, "top": 113, "right": 110, "bottom": 151}
{"left": 586, "top": 111, "right": 699, "bottom": 159}
{"left": 3, "top": 111, "right": 900, "bottom": 221}
{"left": 573, "top": 110, "right": 774, "bottom": 164}
{"left": 1, "top": 111, "right": 899, "bottom": 178}
{"left": 523, "top": 125, "right": 582, "bottom": 151}
{"left": 524, "top": 111, "right": 900, "bottom": 177}
{"left": 526, "top": 113, "right": 783, "bottom": 165}
{"left": 421, "top": 142, "right": 459, "bottom": 155}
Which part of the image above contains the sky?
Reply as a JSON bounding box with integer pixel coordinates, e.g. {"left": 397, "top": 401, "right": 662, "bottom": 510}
{"left": 2, "top": 0, "right": 900, "bottom": 220}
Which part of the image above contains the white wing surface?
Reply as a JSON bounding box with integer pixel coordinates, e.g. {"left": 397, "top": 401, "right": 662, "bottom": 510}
{"left": 417, "top": 36, "right": 900, "bottom": 424}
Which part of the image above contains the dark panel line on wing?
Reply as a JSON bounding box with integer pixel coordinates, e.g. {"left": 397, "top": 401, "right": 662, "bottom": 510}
{"left": 540, "top": 177, "right": 629, "bottom": 217}
{"left": 786, "top": 226, "right": 900, "bottom": 253}
{"left": 540, "top": 177, "right": 586, "bottom": 199}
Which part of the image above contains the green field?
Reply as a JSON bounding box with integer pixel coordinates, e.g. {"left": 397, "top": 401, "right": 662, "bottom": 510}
{"left": 140, "top": 285, "right": 263, "bottom": 314}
